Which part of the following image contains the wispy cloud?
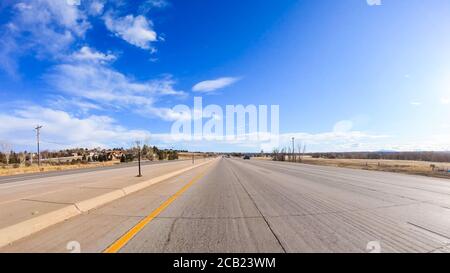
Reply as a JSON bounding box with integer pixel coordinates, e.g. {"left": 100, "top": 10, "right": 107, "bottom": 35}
{"left": 143, "top": 128, "right": 390, "bottom": 152}
{"left": 46, "top": 95, "right": 102, "bottom": 115}
{"left": 192, "top": 77, "right": 241, "bottom": 93}
{"left": 366, "top": 0, "right": 382, "bottom": 6}
{"left": 88, "top": 0, "right": 105, "bottom": 16}
{"left": 45, "top": 53, "right": 186, "bottom": 120}
{"left": 333, "top": 120, "right": 353, "bottom": 133}
{"left": 0, "top": 0, "right": 90, "bottom": 76}
{"left": 0, "top": 0, "right": 161, "bottom": 75}
{"left": 0, "top": 105, "right": 151, "bottom": 149}
{"left": 69, "top": 46, "right": 117, "bottom": 63}
{"left": 2, "top": 104, "right": 447, "bottom": 152}
{"left": 104, "top": 13, "right": 157, "bottom": 51}
{"left": 0, "top": 0, "right": 184, "bottom": 122}
{"left": 139, "top": 0, "right": 170, "bottom": 13}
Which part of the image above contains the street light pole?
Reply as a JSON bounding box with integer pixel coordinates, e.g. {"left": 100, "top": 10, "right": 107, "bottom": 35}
{"left": 138, "top": 148, "right": 142, "bottom": 177}
{"left": 136, "top": 141, "right": 142, "bottom": 177}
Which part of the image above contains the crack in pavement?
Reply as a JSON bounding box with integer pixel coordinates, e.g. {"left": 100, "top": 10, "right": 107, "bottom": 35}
{"left": 226, "top": 162, "right": 287, "bottom": 253}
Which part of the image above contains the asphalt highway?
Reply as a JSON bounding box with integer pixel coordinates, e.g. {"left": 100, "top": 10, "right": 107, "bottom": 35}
{"left": 2, "top": 158, "right": 450, "bottom": 253}
{"left": 0, "top": 160, "right": 187, "bottom": 185}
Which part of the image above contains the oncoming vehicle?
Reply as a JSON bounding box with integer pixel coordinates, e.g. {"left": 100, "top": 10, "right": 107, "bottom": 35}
{"left": 243, "top": 155, "right": 251, "bottom": 160}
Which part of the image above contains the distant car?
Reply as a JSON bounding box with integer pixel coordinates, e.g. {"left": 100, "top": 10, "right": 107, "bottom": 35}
{"left": 243, "top": 155, "right": 250, "bottom": 160}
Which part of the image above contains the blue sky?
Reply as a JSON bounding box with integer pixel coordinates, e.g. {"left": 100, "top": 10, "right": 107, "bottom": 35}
{"left": 0, "top": 0, "right": 449, "bottom": 152}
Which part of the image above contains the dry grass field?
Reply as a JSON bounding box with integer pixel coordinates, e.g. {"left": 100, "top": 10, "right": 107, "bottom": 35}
{"left": 257, "top": 156, "right": 450, "bottom": 179}
{"left": 0, "top": 161, "right": 120, "bottom": 177}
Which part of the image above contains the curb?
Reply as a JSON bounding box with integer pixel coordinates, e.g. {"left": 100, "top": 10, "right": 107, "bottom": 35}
{"left": 0, "top": 159, "right": 214, "bottom": 248}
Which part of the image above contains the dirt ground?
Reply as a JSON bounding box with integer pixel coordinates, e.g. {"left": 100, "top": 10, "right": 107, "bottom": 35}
{"left": 256, "top": 156, "right": 450, "bottom": 179}
{"left": 0, "top": 161, "right": 119, "bottom": 176}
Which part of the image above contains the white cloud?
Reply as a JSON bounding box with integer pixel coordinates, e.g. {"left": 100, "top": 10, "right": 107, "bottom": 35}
{"left": 104, "top": 13, "right": 157, "bottom": 50}
{"left": 441, "top": 97, "right": 449, "bottom": 105}
{"left": 66, "top": 0, "right": 81, "bottom": 7}
{"left": 138, "top": 107, "right": 193, "bottom": 122}
{"left": 88, "top": 0, "right": 105, "bottom": 16}
{"left": 47, "top": 95, "right": 102, "bottom": 115}
{"left": 192, "top": 77, "right": 240, "bottom": 93}
{"left": 0, "top": 30, "right": 19, "bottom": 78}
{"left": 147, "top": 128, "right": 450, "bottom": 153}
{"left": 0, "top": 1, "right": 165, "bottom": 76}
{"left": 410, "top": 101, "right": 422, "bottom": 106}
{"left": 70, "top": 46, "right": 117, "bottom": 63}
{"left": 0, "top": 0, "right": 90, "bottom": 75}
{"left": 333, "top": 120, "right": 353, "bottom": 133}
{"left": 366, "top": 0, "right": 382, "bottom": 6}
{"left": 269, "top": 130, "right": 388, "bottom": 152}
{"left": 143, "top": 128, "right": 390, "bottom": 152}
{"left": 1, "top": 105, "right": 448, "bottom": 152}
{"left": 0, "top": 106, "right": 151, "bottom": 149}
{"left": 45, "top": 60, "right": 186, "bottom": 120}
{"left": 0, "top": 1, "right": 177, "bottom": 120}
{"left": 140, "top": 0, "right": 169, "bottom": 11}
{"left": 147, "top": 0, "right": 169, "bottom": 8}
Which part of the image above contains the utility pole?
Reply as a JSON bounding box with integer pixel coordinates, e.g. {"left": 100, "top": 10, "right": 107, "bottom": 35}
{"left": 291, "top": 137, "right": 295, "bottom": 162}
{"left": 192, "top": 153, "right": 195, "bottom": 164}
{"left": 35, "top": 125, "right": 42, "bottom": 166}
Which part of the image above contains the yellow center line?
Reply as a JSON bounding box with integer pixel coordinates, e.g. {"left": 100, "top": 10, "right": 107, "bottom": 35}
{"left": 103, "top": 165, "right": 210, "bottom": 253}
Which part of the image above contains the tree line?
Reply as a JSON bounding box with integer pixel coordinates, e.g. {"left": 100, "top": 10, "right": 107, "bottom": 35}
{"left": 270, "top": 149, "right": 450, "bottom": 163}
{"left": 0, "top": 145, "right": 181, "bottom": 166}
{"left": 309, "top": 151, "right": 450, "bottom": 163}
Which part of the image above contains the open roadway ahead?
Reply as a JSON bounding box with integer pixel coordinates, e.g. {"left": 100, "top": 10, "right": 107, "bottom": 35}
{"left": 2, "top": 158, "right": 450, "bottom": 253}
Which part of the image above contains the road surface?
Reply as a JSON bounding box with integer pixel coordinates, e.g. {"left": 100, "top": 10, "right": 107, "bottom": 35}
{"left": 0, "top": 160, "right": 187, "bottom": 185}
{"left": 2, "top": 158, "right": 450, "bottom": 253}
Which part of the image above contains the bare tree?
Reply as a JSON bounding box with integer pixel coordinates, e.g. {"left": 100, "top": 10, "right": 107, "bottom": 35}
{"left": 297, "top": 143, "right": 303, "bottom": 163}
{"left": 272, "top": 148, "right": 279, "bottom": 161}
{"left": 19, "top": 152, "right": 26, "bottom": 166}
{"left": 143, "top": 137, "right": 154, "bottom": 161}
{"left": 281, "top": 147, "right": 287, "bottom": 161}
{"left": 296, "top": 142, "right": 307, "bottom": 163}
{"left": 0, "top": 141, "right": 12, "bottom": 165}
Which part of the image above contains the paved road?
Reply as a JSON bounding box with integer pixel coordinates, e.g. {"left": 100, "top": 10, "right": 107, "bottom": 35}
{"left": 2, "top": 158, "right": 450, "bottom": 253}
{"left": 0, "top": 160, "right": 189, "bottom": 185}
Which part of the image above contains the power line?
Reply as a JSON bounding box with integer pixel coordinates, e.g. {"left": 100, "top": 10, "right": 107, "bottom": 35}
{"left": 41, "top": 140, "right": 68, "bottom": 146}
